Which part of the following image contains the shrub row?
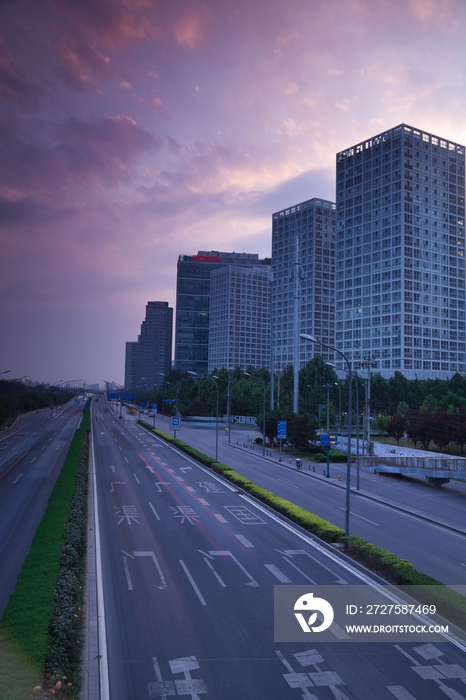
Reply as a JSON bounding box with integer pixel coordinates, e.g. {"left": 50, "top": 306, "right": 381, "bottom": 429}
{"left": 0, "top": 410, "right": 90, "bottom": 700}
{"left": 140, "top": 419, "right": 466, "bottom": 634}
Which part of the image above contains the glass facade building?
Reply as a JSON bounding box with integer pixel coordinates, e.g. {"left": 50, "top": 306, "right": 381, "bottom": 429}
{"left": 336, "top": 124, "right": 465, "bottom": 379}
{"left": 208, "top": 264, "right": 271, "bottom": 372}
{"left": 175, "top": 251, "right": 267, "bottom": 374}
{"left": 272, "top": 198, "right": 336, "bottom": 370}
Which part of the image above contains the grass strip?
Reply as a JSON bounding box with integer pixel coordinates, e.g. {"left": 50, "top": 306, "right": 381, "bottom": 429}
{"left": 0, "top": 409, "right": 90, "bottom": 700}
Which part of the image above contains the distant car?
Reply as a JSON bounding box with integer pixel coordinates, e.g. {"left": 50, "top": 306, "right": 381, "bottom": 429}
{"left": 143, "top": 409, "right": 149, "bottom": 414}
{"left": 148, "top": 411, "right": 155, "bottom": 417}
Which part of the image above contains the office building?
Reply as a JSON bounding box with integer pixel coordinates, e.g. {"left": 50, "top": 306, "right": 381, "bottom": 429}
{"left": 175, "top": 251, "right": 270, "bottom": 374}
{"left": 336, "top": 123, "right": 465, "bottom": 379}
{"left": 125, "top": 301, "right": 172, "bottom": 391}
{"left": 124, "top": 341, "right": 140, "bottom": 391}
{"left": 208, "top": 264, "right": 271, "bottom": 372}
{"left": 271, "top": 198, "right": 336, "bottom": 372}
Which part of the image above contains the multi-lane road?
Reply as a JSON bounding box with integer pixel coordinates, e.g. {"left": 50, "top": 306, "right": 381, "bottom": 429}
{"left": 89, "top": 402, "right": 466, "bottom": 699}
{"left": 152, "top": 416, "right": 466, "bottom": 586}
{"left": 0, "top": 400, "right": 85, "bottom": 616}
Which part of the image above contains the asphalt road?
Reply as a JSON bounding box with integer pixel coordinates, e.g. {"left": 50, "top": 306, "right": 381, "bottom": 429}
{"left": 147, "top": 415, "right": 466, "bottom": 586}
{"left": 90, "top": 403, "right": 466, "bottom": 700}
{"left": 0, "top": 399, "right": 85, "bottom": 616}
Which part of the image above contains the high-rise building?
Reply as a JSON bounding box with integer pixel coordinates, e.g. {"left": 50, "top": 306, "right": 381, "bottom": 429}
{"left": 175, "top": 251, "right": 269, "bottom": 374}
{"left": 139, "top": 301, "right": 173, "bottom": 389}
{"left": 271, "top": 198, "right": 336, "bottom": 373}
{"left": 124, "top": 341, "right": 140, "bottom": 391}
{"left": 336, "top": 123, "right": 465, "bottom": 379}
{"left": 125, "top": 301, "right": 172, "bottom": 391}
{"left": 208, "top": 264, "right": 271, "bottom": 372}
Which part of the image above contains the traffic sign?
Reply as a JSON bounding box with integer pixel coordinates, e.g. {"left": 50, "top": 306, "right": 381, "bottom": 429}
{"left": 319, "top": 434, "right": 338, "bottom": 446}
{"left": 277, "top": 421, "right": 287, "bottom": 440}
{"left": 171, "top": 416, "right": 181, "bottom": 430}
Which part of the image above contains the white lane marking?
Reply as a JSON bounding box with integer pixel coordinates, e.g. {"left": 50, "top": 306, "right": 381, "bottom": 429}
{"left": 213, "top": 513, "right": 228, "bottom": 523}
{"left": 154, "top": 481, "right": 170, "bottom": 492}
{"left": 180, "top": 466, "right": 192, "bottom": 473}
{"left": 124, "top": 457, "right": 129, "bottom": 463}
{"left": 234, "top": 534, "right": 254, "bottom": 548}
{"left": 13, "top": 473, "right": 23, "bottom": 484}
{"left": 338, "top": 507, "right": 379, "bottom": 526}
{"left": 133, "top": 474, "right": 140, "bottom": 484}
{"left": 177, "top": 477, "right": 185, "bottom": 482}
{"left": 122, "top": 556, "right": 133, "bottom": 590}
{"left": 186, "top": 486, "right": 195, "bottom": 492}
{"left": 204, "top": 557, "right": 226, "bottom": 587}
{"left": 198, "top": 498, "right": 210, "bottom": 506}
{"left": 91, "top": 432, "right": 110, "bottom": 700}
{"left": 387, "top": 688, "right": 418, "bottom": 700}
{"left": 134, "top": 551, "right": 168, "bottom": 589}
{"left": 283, "top": 556, "right": 318, "bottom": 584}
{"left": 204, "top": 550, "right": 259, "bottom": 587}
{"left": 149, "top": 502, "right": 160, "bottom": 521}
{"left": 276, "top": 549, "right": 347, "bottom": 585}
{"left": 110, "top": 482, "right": 126, "bottom": 492}
{"left": 265, "top": 564, "right": 292, "bottom": 583}
{"left": 179, "top": 560, "right": 207, "bottom": 606}
{"left": 277, "top": 477, "right": 300, "bottom": 489}
{"left": 30, "top": 457, "right": 36, "bottom": 463}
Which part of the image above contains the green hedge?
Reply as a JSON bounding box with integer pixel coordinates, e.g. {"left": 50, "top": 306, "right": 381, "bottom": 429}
{"left": 140, "top": 419, "right": 466, "bottom": 634}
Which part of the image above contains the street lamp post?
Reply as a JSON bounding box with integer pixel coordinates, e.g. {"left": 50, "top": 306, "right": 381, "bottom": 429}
{"left": 335, "top": 382, "right": 342, "bottom": 435}
{"left": 301, "top": 334, "right": 352, "bottom": 537}
{"left": 244, "top": 372, "right": 266, "bottom": 456}
{"left": 188, "top": 372, "right": 219, "bottom": 462}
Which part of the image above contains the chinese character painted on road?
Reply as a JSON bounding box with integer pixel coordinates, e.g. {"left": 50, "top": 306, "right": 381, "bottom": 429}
{"left": 114, "top": 505, "right": 140, "bottom": 525}
{"left": 223, "top": 505, "right": 266, "bottom": 525}
{"left": 170, "top": 505, "right": 200, "bottom": 524}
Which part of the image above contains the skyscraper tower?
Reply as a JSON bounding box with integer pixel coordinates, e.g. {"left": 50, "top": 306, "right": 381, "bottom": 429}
{"left": 335, "top": 124, "right": 465, "bottom": 379}
{"left": 139, "top": 301, "right": 173, "bottom": 390}
{"left": 271, "top": 198, "right": 336, "bottom": 396}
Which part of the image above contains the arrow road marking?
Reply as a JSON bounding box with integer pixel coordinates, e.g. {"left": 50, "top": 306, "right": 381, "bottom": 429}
{"left": 203, "top": 550, "right": 259, "bottom": 587}
{"left": 275, "top": 549, "right": 347, "bottom": 585}
{"left": 179, "top": 560, "right": 206, "bottom": 606}
{"left": 134, "top": 551, "right": 167, "bottom": 589}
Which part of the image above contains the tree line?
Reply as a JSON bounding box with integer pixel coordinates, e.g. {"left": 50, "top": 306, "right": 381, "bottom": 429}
{"left": 0, "top": 379, "right": 77, "bottom": 428}
{"left": 132, "top": 359, "right": 466, "bottom": 452}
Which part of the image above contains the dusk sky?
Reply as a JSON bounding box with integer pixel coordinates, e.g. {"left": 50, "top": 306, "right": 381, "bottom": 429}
{"left": 1, "top": 0, "right": 466, "bottom": 387}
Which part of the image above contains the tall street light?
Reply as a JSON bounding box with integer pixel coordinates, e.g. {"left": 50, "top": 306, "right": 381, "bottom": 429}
{"left": 188, "top": 372, "right": 219, "bottom": 463}
{"left": 300, "top": 334, "right": 352, "bottom": 537}
{"left": 244, "top": 372, "right": 266, "bottom": 456}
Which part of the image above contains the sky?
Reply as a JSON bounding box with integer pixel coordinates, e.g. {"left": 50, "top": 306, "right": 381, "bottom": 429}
{"left": 1, "top": 0, "right": 466, "bottom": 387}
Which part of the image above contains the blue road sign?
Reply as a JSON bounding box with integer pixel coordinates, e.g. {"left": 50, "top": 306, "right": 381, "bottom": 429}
{"left": 320, "top": 434, "right": 338, "bottom": 446}
{"left": 171, "top": 416, "right": 181, "bottom": 430}
{"left": 277, "top": 421, "right": 287, "bottom": 440}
